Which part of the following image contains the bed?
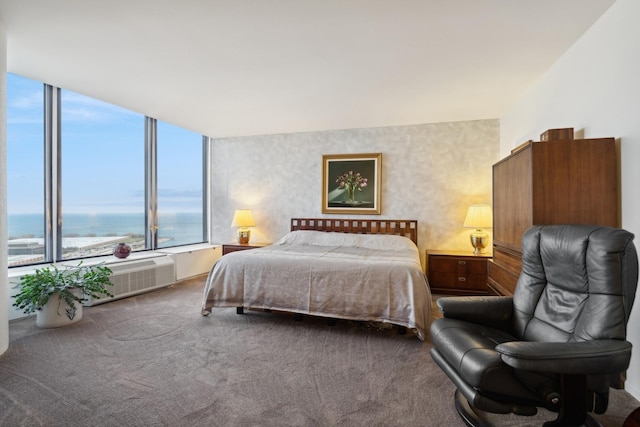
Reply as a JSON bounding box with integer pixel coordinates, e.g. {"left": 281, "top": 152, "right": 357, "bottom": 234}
{"left": 200, "top": 218, "right": 431, "bottom": 340}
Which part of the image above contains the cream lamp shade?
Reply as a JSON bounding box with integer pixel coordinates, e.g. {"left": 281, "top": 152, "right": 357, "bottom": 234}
{"left": 231, "top": 209, "right": 256, "bottom": 244}
{"left": 463, "top": 204, "right": 492, "bottom": 254}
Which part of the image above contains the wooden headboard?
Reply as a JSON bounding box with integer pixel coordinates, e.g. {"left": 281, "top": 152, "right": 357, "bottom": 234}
{"left": 290, "top": 218, "right": 418, "bottom": 245}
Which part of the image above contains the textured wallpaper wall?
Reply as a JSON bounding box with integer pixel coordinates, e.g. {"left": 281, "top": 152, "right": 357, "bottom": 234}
{"left": 209, "top": 119, "right": 499, "bottom": 265}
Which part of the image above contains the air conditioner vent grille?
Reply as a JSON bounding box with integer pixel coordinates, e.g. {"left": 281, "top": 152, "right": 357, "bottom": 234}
{"left": 86, "top": 256, "right": 176, "bottom": 306}
{"left": 109, "top": 259, "right": 159, "bottom": 273}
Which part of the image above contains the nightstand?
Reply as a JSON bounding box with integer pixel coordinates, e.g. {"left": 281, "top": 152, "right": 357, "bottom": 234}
{"left": 426, "top": 250, "right": 491, "bottom": 295}
{"left": 222, "top": 242, "right": 270, "bottom": 255}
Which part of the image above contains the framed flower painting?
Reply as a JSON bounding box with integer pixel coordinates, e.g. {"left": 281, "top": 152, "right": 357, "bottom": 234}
{"left": 322, "top": 153, "right": 381, "bottom": 214}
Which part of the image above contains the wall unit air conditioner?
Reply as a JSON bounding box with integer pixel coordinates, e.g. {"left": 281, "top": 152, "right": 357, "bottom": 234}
{"left": 158, "top": 244, "right": 220, "bottom": 280}
{"left": 85, "top": 255, "right": 176, "bottom": 306}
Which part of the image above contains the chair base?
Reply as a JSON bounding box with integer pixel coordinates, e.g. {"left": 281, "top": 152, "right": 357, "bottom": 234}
{"left": 454, "top": 389, "right": 491, "bottom": 427}
{"left": 453, "top": 389, "right": 604, "bottom": 427}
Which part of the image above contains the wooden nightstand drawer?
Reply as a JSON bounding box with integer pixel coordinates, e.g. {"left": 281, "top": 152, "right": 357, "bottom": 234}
{"left": 222, "top": 242, "right": 270, "bottom": 255}
{"left": 426, "top": 250, "right": 491, "bottom": 295}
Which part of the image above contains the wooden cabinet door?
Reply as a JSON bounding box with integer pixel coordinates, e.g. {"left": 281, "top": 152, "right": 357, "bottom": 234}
{"left": 566, "top": 139, "right": 618, "bottom": 226}
{"left": 493, "top": 146, "right": 533, "bottom": 253}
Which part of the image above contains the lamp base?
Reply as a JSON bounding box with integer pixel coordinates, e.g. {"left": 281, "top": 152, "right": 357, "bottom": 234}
{"left": 237, "top": 228, "right": 251, "bottom": 244}
{"left": 469, "top": 230, "right": 488, "bottom": 254}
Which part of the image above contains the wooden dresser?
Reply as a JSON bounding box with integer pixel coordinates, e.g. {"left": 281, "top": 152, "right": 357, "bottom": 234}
{"left": 489, "top": 128, "right": 619, "bottom": 296}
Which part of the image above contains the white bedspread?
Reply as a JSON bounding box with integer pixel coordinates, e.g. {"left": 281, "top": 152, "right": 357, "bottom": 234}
{"left": 201, "top": 231, "right": 432, "bottom": 340}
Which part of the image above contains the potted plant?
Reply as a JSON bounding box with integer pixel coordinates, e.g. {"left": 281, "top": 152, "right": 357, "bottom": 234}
{"left": 12, "top": 262, "right": 114, "bottom": 328}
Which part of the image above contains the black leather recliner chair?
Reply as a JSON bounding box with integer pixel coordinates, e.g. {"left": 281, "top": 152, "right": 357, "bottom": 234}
{"left": 430, "top": 225, "right": 639, "bottom": 427}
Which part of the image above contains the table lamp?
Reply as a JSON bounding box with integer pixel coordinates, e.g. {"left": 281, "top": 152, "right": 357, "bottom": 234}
{"left": 231, "top": 209, "right": 256, "bottom": 244}
{"left": 463, "top": 204, "right": 492, "bottom": 254}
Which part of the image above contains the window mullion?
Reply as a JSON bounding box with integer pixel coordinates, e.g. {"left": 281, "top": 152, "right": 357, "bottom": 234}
{"left": 145, "top": 117, "right": 158, "bottom": 250}
{"left": 202, "top": 136, "right": 210, "bottom": 243}
{"left": 43, "top": 85, "right": 61, "bottom": 262}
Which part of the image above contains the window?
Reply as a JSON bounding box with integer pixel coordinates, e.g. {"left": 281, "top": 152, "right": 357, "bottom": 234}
{"left": 60, "top": 89, "right": 145, "bottom": 259}
{"left": 6, "top": 73, "right": 208, "bottom": 267}
{"left": 6, "top": 73, "right": 45, "bottom": 266}
{"left": 156, "top": 121, "right": 205, "bottom": 248}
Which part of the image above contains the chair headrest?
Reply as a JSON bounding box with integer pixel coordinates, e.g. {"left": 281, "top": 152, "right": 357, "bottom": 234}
{"left": 512, "top": 225, "right": 638, "bottom": 342}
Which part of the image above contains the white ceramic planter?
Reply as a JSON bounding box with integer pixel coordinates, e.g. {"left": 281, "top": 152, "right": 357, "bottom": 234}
{"left": 36, "top": 291, "right": 83, "bottom": 328}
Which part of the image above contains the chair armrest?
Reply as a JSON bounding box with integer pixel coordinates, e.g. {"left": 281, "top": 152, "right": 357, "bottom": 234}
{"left": 496, "top": 340, "right": 632, "bottom": 374}
{"left": 436, "top": 296, "right": 513, "bottom": 331}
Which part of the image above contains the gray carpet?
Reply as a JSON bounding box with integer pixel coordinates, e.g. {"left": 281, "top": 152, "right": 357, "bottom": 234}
{"left": 1, "top": 276, "right": 638, "bottom": 426}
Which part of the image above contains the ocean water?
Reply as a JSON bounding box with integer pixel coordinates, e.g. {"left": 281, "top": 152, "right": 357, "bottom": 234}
{"left": 8, "top": 212, "right": 205, "bottom": 247}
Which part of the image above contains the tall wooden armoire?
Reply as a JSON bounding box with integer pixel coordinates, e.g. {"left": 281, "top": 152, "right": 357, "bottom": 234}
{"left": 488, "top": 128, "right": 619, "bottom": 296}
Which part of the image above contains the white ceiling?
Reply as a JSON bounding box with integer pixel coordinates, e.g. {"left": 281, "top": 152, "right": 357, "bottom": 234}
{"left": 1, "top": 0, "right": 616, "bottom": 139}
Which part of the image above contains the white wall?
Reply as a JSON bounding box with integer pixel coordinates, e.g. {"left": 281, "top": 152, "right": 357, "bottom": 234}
{"left": 0, "top": 20, "right": 8, "bottom": 355}
{"left": 500, "top": 0, "right": 640, "bottom": 399}
{"left": 209, "top": 119, "right": 499, "bottom": 265}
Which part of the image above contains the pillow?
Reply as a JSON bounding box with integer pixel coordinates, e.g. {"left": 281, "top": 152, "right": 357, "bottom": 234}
{"left": 275, "top": 230, "right": 415, "bottom": 251}
{"left": 353, "top": 233, "right": 416, "bottom": 251}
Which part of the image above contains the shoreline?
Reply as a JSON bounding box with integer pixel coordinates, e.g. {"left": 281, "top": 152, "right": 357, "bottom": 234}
{"left": 8, "top": 236, "right": 173, "bottom": 267}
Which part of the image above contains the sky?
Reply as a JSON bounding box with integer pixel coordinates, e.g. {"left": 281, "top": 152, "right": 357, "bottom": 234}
{"left": 6, "top": 72, "right": 204, "bottom": 215}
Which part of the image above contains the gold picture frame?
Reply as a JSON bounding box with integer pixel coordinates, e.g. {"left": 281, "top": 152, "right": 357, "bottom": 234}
{"left": 322, "top": 153, "right": 381, "bottom": 215}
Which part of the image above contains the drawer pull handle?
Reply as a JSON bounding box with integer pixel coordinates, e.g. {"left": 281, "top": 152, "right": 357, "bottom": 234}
{"left": 458, "top": 277, "right": 466, "bottom": 281}
{"left": 458, "top": 261, "right": 466, "bottom": 265}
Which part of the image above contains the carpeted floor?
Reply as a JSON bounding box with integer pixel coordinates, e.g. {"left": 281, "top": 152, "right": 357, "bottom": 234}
{"left": 1, "top": 276, "right": 638, "bottom": 426}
